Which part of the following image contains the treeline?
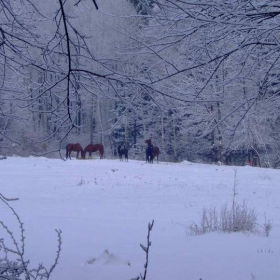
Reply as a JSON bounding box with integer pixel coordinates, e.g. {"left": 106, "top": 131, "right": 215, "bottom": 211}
{"left": 1, "top": 1, "right": 280, "bottom": 167}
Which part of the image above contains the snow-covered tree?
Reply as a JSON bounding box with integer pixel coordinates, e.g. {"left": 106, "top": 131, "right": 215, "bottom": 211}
{"left": 127, "top": 0, "right": 280, "bottom": 164}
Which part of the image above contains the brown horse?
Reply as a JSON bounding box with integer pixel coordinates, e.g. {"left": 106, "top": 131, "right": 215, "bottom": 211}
{"left": 66, "top": 143, "right": 83, "bottom": 160}
{"left": 145, "top": 139, "right": 159, "bottom": 163}
{"left": 82, "top": 144, "right": 104, "bottom": 159}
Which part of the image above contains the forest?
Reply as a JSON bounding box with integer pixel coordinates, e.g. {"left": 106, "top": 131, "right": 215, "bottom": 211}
{"left": 1, "top": 0, "right": 280, "bottom": 167}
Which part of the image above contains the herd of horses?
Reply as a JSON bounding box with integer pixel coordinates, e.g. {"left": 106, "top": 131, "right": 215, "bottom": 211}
{"left": 66, "top": 143, "right": 104, "bottom": 160}
{"left": 65, "top": 139, "right": 160, "bottom": 163}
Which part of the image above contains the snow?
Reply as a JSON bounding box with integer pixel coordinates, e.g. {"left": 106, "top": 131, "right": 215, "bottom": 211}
{"left": 0, "top": 156, "right": 279, "bottom": 280}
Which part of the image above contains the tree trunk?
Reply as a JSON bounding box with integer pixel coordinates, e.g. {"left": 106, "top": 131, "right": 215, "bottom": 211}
{"left": 172, "top": 114, "right": 177, "bottom": 161}
{"left": 161, "top": 114, "right": 165, "bottom": 161}
{"left": 97, "top": 99, "right": 104, "bottom": 145}
{"left": 90, "top": 100, "right": 94, "bottom": 144}
{"left": 217, "top": 101, "right": 223, "bottom": 163}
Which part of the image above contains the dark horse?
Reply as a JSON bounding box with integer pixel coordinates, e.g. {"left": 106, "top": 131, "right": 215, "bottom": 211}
{"left": 66, "top": 143, "right": 83, "bottom": 160}
{"left": 82, "top": 144, "right": 104, "bottom": 159}
{"left": 145, "top": 139, "right": 160, "bottom": 163}
{"left": 118, "top": 145, "right": 128, "bottom": 161}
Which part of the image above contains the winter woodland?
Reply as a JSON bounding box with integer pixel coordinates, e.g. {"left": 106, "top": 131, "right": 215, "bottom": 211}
{"left": 1, "top": 2, "right": 280, "bottom": 280}
{"left": 1, "top": 0, "right": 280, "bottom": 166}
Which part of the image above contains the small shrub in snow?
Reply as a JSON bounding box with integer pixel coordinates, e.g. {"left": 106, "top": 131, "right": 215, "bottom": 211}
{"left": 263, "top": 218, "right": 273, "bottom": 237}
{"left": 188, "top": 201, "right": 257, "bottom": 235}
{"left": 0, "top": 193, "right": 61, "bottom": 280}
{"left": 188, "top": 207, "right": 219, "bottom": 235}
{"left": 220, "top": 200, "right": 257, "bottom": 233}
{"left": 188, "top": 170, "right": 270, "bottom": 236}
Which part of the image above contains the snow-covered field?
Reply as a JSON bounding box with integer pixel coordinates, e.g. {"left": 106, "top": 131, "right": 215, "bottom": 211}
{"left": 0, "top": 156, "right": 279, "bottom": 280}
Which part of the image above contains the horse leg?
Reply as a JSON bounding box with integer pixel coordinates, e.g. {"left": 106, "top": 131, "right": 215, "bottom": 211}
{"left": 125, "top": 151, "right": 128, "bottom": 161}
{"left": 77, "top": 151, "right": 79, "bottom": 159}
{"left": 155, "top": 153, "right": 158, "bottom": 163}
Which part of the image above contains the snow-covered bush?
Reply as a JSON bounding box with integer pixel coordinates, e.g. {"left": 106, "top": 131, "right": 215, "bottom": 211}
{"left": 220, "top": 201, "right": 257, "bottom": 232}
{"left": 188, "top": 201, "right": 258, "bottom": 235}
{"left": 0, "top": 193, "right": 62, "bottom": 279}
{"left": 188, "top": 171, "right": 271, "bottom": 236}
